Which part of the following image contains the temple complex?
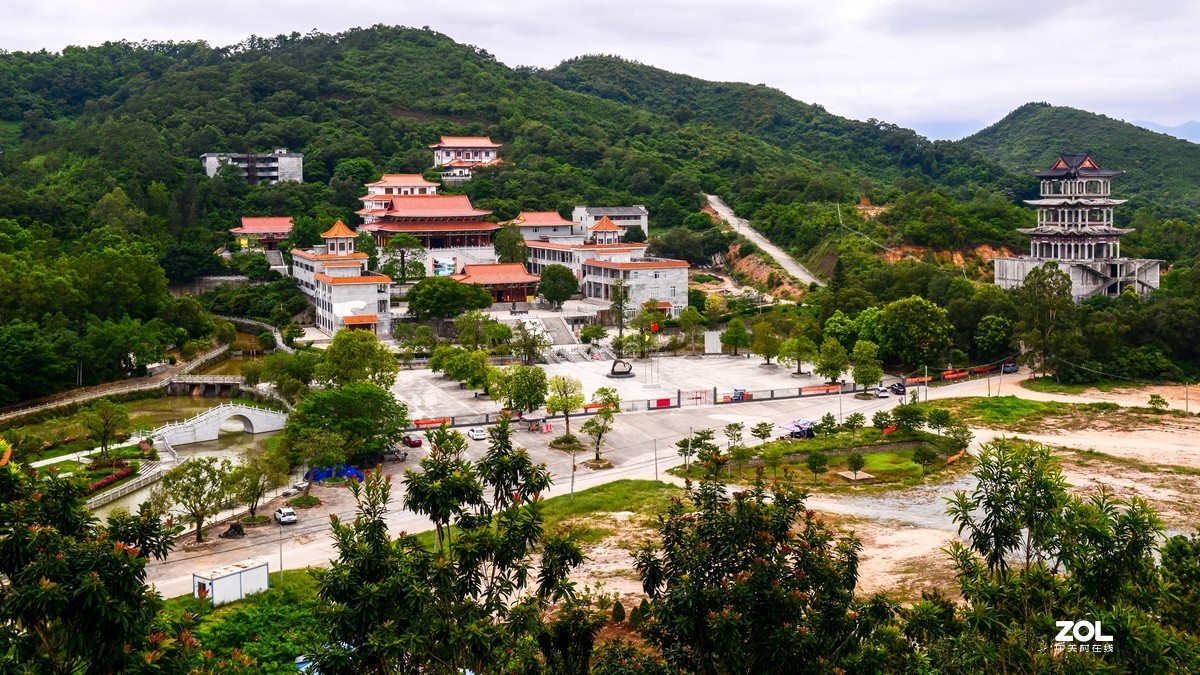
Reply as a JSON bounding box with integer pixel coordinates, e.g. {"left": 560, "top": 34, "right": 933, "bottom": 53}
{"left": 357, "top": 194, "right": 500, "bottom": 275}
{"left": 994, "top": 153, "right": 1159, "bottom": 301}
{"left": 291, "top": 220, "right": 392, "bottom": 336}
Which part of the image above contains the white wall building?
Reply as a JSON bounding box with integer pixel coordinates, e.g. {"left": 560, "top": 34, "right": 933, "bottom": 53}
{"left": 580, "top": 258, "right": 689, "bottom": 317}
{"left": 363, "top": 174, "right": 439, "bottom": 196}
{"left": 507, "top": 211, "right": 586, "bottom": 242}
{"left": 291, "top": 220, "right": 392, "bottom": 336}
{"left": 572, "top": 205, "right": 649, "bottom": 237}
{"left": 429, "top": 136, "right": 502, "bottom": 184}
{"left": 200, "top": 149, "right": 303, "bottom": 183}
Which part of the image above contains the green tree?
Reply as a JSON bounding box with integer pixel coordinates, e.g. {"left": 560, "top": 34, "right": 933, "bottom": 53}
{"left": 507, "top": 364, "right": 549, "bottom": 414}
{"left": 847, "top": 452, "right": 865, "bottom": 480}
{"left": 1148, "top": 393, "right": 1169, "bottom": 412}
{"left": 751, "top": 320, "right": 782, "bottom": 364}
{"left": 454, "top": 309, "right": 493, "bottom": 351}
{"left": 762, "top": 445, "right": 785, "bottom": 479}
{"left": 805, "top": 449, "right": 829, "bottom": 481}
{"left": 891, "top": 403, "right": 925, "bottom": 433}
{"left": 872, "top": 409, "right": 893, "bottom": 431}
{"left": 815, "top": 412, "right": 838, "bottom": 438}
{"left": 232, "top": 441, "right": 290, "bottom": 520}
{"left": 946, "top": 422, "right": 974, "bottom": 455}
{"left": 815, "top": 337, "right": 849, "bottom": 383}
{"left": 0, "top": 462, "right": 179, "bottom": 674}
{"left": 511, "top": 322, "right": 551, "bottom": 366}
{"left": 629, "top": 304, "right": 664, "bottom": 358}
{"left": 580, "top": 324, "right": 607, "bottom": 344}
{"left": 580, "top": 388, "right": 619, "bottom": 462}
{"left": 911, "top": 446, "right": 939, "bottom": 474}
{"left": 844, "top": 412, "right": 866, "bottom": 439}
{"left": 751, "top": 420, "right": 775, "bottom": 446}
{"left": 974, "top": 314, "right": 1014, "bottom": 361}
{"left": 926, "top": 408, "right": 952, "bottom": 435}
{"left": 286, "top": 428, "right": 346, "bottom": 498}
{"left": 723, "top": 421, "right": 744, "bottom": 449}
{"left": 158, "top": 457, "right": 233, "bottom": 543}
{"left": 382, "top": 233, "right": 426, "bottom": 284}
{"left": 538, "top": 264, "right": 579, "bottom": 309}
{"left": 1014, "top": 263, "right": 1075, "bottom": 377}
{"left": 609, "top": 277, "right": 630, "bottom": 338}
{"left": 407, "top": 276, "right": 493, "bottom": 324}
{"left": 83, "top": 398, "right": 129, "bottom": 465}
{"left": 877, "top": 295, "right": 953, "bottom": 368}
{"left": 546, "top": 375, "right": 585, "bottom": 438}
{"left": 779, "top": 334, "right": 817, "bottom": 375}
{"left": 678, "top": 305, "right": 703, "bottom": 355}
{"left": 316, "top": 328, "right": 399, "bottom": 388}
{"left": 493, "top": 224, "right": 529, "bottom": 264}
{"left": 633, "top": 458, "right": 865, "bottom": 673}
{"left": 287, "top": 383, "right": 408, "bottom": 465}
{"left": 720, "top": 318, "right": 750, "bottom": 356}
{"left": 257, "top": 330, "right": 277, "bottom": 351}
{"left": 850, "top": 339, "right": 883, "bottom": 391}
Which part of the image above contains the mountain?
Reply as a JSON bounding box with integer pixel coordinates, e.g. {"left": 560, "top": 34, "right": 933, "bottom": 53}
{"left": 960, "top": 102, "right": 1200, "bottom": 214}
{"left": 1132, "top": 120, "right": 1200, "bottom": 144}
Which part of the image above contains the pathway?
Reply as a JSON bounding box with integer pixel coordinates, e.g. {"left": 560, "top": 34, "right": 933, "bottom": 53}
{"left": 706, "top": 194, "right": 825, "bottom": 287}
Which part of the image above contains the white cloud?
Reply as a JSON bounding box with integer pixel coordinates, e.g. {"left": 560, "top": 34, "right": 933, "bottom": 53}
{"left": 4, "top": 0, "right": 1198, "bottom": 138}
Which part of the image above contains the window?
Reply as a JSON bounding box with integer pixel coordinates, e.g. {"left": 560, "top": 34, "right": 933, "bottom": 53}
{"left": 653, "top": 271, "right": 661, "bottom": 279}
{"left": 670, "top": 286, "right": 676, "bottom": 298}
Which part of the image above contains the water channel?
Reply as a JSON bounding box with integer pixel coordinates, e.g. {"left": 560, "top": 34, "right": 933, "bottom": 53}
{"left": 91, "top": 423, "right": 282, "bottom": 518}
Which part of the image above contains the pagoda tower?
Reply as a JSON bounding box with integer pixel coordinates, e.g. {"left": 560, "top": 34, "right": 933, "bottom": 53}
{"left": 994, "top": 153, "right": 1159, "bottom": 301}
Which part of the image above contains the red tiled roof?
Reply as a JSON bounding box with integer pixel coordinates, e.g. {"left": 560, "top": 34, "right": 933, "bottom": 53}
{"left": 583, "top": 259, "right": 690, "bottom": 270}
{"left": 589, "top": 216, "right": 621, "bottom": 232}
{"left": 314, "top": 272, "right": 392, "bottom": 285}
{"left": 342, "top": 314, "right": 379, "bottom": 325}
{"left": 361, "top": 220, "right": 502, "bottom": 233}
{"left": 526, "top": 241, "right": 641, "bottom": 252}
{"left": 450, "top": 263, "right": 540, "bottom": 285}
{"left": 231, "top": 216, "right": 294, "bottom": 234}
{"left": 510, "top": 211, "right": 574, "bottom": 226}
{"left": 430, "top": 136, "right": 501, "bottom": 149}
{"left": 321, "top": 220, "right": 356, "bottom": 238}
{"left": 354, "top": 194, "right": 490, "bottom": 219}
{"left": 365, "top": 174, "right": 438, "bottom": 188}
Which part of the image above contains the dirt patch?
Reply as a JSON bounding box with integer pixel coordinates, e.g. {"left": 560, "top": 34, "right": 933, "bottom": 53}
{"left": 726, "top": 246, "right": 805, "bottom": 299}
{"left": 880, "top": 244, "right": 1016, "bottom": 267}
{"left": 818, "top": 512, "right": 960, "bottom": 602}
{"left": 1056, "top": 448, "right": 1200, "bottom": 529}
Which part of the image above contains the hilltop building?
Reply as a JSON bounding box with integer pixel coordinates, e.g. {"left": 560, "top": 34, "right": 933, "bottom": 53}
{"left": 290, "top": 220, "right": 391, "bottom": 336}
{"left": 200, "top": 149, "right": 303, "bottom": 183}
{"left": 357, "top": 193, "right": 499, "bottom": 276}
{"left": 364, "top": 174, "right": 439, "bottom": 196}
{"left": 229, "top": 216, "right": 293, "bottom": 250}
{"left": 572, "top": 205, "right": 648, "bottom": 238}
{"left": 430, "top": 136, "right": 502, "bottom": 183}
{"left": 508, "top": 211, "right": 586, "bottom": 242}
{"left": 994, "top": 153, "right": 1159, "bottom": 301}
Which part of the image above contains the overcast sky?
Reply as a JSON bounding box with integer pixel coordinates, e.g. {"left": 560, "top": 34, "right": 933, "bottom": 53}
{"left": 5, "top": 0, "right": 1198, "bottom": 140}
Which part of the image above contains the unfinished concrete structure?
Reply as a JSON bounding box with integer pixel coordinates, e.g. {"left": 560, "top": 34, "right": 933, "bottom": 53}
{"left": 994, "top": 153, "right": 1159, "bottom": 301}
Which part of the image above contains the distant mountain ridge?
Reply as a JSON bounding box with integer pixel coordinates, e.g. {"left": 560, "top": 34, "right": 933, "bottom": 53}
{"left": 1132, "top": 120, "right": 1200, "bottom": 144}
{"left": 960, "top": 102, "right": 1200, "bottom": 214}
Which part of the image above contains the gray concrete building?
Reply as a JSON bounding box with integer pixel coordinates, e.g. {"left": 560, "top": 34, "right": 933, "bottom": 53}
{"left": 200, "top": 149, "right": 304, "bottom": 183}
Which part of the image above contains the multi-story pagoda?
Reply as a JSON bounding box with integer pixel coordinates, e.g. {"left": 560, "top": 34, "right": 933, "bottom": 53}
{"left": 994, "top": 153, "right": 1159, "bottom": 301}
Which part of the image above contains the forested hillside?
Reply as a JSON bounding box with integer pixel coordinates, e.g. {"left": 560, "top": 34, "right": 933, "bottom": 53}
{"left": 962, "top": 102, "right": 1200, "bottom": 215}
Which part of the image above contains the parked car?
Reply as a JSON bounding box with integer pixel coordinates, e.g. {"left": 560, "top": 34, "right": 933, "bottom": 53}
{"left": 274, "top": 507, "right": 297, "bottom": 525}
{"left": 401, "top": 434, "right": 423, "bottom": 448}
{"left": 384, "top": 449, "right": 409, "bottom": 462}
{"left": 875, "top": 387, "right": 890, "bottom": 398}
{"left": 466, "top": 427, "right": 488, "bottom": 441}
{"left": 1002, "top": 362, "right": 1019, "bottom": 374}
{"left": 889, "top": 382, "right": 907, "bottom": 395}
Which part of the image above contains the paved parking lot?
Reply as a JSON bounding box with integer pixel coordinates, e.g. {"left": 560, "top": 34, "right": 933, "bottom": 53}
{"left": 391, "top": 355, "right": 846, "bottom": 419}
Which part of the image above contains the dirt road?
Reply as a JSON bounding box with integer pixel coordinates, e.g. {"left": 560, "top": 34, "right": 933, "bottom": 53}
{"left": 706, "top": 194, "right": 824, "bottom": 287}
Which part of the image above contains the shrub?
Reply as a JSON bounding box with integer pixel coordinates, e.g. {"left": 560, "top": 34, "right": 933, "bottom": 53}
{"left": 611, "top": 601, "right": 626, "bottom": 623}
{"left": 87, "top": 467, "right": 134, "bottom": 493}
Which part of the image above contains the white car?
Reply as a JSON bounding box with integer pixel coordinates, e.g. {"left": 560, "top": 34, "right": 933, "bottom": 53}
{"left": 875, "top": 387, "right": 891, "bottom": 398}
{"left": 274, "top": 507, "right": 297, "bottom": 525}
{"left": 466, "top": 427, "right": 488, "bottom": 441}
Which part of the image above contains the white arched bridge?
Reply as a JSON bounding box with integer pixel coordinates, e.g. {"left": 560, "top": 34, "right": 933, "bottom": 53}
{"left": 152, "top": 402, "right": 289, "bottom": 446}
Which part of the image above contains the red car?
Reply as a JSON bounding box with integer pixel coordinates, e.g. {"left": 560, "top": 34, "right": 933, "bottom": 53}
{"left": 401, "top": 434, "right": 423, "bottom": 448}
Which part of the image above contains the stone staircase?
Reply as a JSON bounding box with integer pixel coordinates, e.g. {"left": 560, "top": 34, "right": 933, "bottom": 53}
{"left": 264, "top": 249, "right": 288, "bottom": 274}
{"left": 541, "top": 315, "right": 577, "bottom": 345}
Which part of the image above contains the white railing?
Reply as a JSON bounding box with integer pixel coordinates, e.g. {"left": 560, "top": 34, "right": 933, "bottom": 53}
{"left": 215, "top": 315, "right": 295, "bottom": 354}
{"left": 85, "top": 468, "right": 167, "bottom": 509}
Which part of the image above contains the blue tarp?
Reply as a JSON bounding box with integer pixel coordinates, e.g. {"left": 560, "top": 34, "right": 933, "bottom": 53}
{"left": 304, "top": 464, "right": 366, "bottom": 483}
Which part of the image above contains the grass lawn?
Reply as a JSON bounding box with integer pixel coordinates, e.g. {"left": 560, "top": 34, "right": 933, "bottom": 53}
{"left": 44, "top": 459, "right": 84, "bottom": 474}
{"left": 414, "top": 479, "right": 678, "bottom": 550}
{"left": 931, "top": 396, "right": 1184, "bottom": 433}
{"left": 1021, "top": 377, "right": 1133, "bottom": 395}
